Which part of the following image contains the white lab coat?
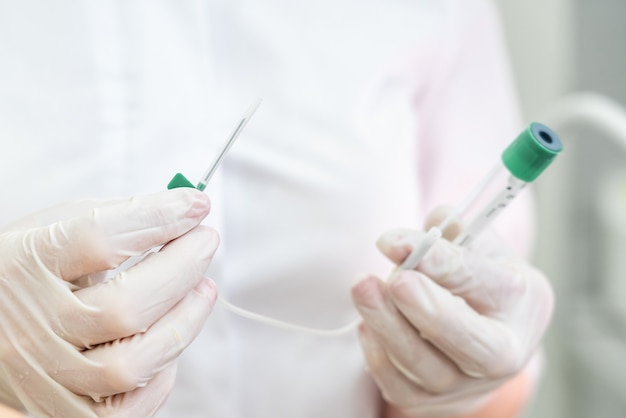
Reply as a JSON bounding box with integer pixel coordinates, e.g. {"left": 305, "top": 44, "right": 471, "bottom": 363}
{"left": 0, "top": 0, "right": 531, "bottom": 417}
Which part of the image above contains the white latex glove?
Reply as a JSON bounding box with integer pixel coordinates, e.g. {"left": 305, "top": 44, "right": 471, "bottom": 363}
{"left": 351, "top": 211, "right": 553, "bottom": 418}
{"left": 0, "top": 189, "right": 219, "bottom": 417}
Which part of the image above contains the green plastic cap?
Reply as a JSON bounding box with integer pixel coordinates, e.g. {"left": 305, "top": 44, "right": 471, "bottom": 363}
{"left": 167, "top": 172, "right": 196, "bottom": 189}
{"left": 501, "top": 122, "right": 563, "bottom": 182}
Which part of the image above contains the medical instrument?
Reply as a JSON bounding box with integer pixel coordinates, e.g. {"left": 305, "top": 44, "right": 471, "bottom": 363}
{"left": 168, "top": 112, "right": 562, "bottom": 336}
{"left": 167, "top": 98, "right": 262, "bottom": 191}
{"left": 400, "top": 122, "right": 563, "bottom": 270}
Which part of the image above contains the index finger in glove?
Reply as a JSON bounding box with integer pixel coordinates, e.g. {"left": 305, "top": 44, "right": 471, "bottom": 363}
{"left": 4, "top": 198, "right": 124, "bottom": 232}
{"left": 62, "top": 225, "right": 219, "bottom": 346}
{"left": 93, "top": 363, "right": 178, "bottom": 418}
{"left": 23, "top": 188, "right": 210, "bottom": 282}
{"left": 61, "top": 279, "right": 217, "bottom": 398}
{"left": 377, "top": 228, "right": 534, "bottom": 314}
{"left": 352, "top": 275, "right": 471, "bottom": 394}
{"left": 423, "top": 206, "right": 463, "bottom": 241}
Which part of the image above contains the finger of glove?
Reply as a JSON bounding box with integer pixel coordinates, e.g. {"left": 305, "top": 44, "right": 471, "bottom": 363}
{"left": 388, "top": 270, "right": 522, "bottom": 379}
{"left": 376, "top": 225, "right": 510, "bottom": 271}
{"left": 410, "top": 229, "right": 552, "bottom": 337}
{"left": 4, "top": 198, "right": 123, "bottom": 233}
{"left": 2, "top": 362, "right": 96, "bottom": 418}
{"left": 93, "top": 363, "right": 177, "bottom": 418}
{"left": 418, "top": 239, "right": 531, "bottom": 314}
{"left": 65, "top": 226, "right": 218, "bottom": 346}
{"left": 358, "top": 323, "right": 417, "bottom": 409}
{"left": 352, "top": 275, "right": 467, "bottom": 394}
{"left": 27, "top": 189, "right": 210, "bottom": 282}
{"left": 373, "top": 206, "right": 463, "bottom": 267}
{"left": 423, "top": 206, "right": 463, "bottom": 241}
{"left": 70, "top": 270, "right": 110, "bottom": 289}
{"left": 62, "top": 279, "right": 216, "bottom": 398}
{"left": 358, "top": 324, "right": 490, "bottom": 417}
{"left": 378, "top": 228, "right": 525, "bottom": 314}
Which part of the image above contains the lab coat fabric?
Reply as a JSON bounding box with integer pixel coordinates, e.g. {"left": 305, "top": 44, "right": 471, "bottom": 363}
{"left": 0, "top": 0, "right": 532, "bottom": 417}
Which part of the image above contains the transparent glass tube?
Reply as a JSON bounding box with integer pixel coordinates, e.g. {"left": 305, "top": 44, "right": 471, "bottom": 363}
{"left": 400, "top": 163, "right": 527, "bottom": 270}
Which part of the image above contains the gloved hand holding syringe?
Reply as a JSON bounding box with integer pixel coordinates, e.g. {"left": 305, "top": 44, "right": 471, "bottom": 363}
{"left": 169, "top": 100, "right": 563, "bottom": 336}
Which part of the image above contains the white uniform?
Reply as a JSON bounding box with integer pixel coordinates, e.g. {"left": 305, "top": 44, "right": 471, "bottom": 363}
{"left": 0, "top": 0, "right": 530, "bottom": 417}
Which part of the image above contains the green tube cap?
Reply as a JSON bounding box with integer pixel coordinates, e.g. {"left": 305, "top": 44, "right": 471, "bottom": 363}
{"left": 167, "top": 172, "right": 196, "bottom": 189}
{"left": 501, "top": 122, "right": 563, "bottom": 182}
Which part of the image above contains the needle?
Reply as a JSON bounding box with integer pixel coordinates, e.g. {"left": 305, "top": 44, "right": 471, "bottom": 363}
{"left": 196, "top": 98, "right": 262, "bottom": 191}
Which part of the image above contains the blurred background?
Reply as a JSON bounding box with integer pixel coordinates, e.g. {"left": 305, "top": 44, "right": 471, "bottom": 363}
{"left": 495, "top": 1, "right": 626, "bottom": 417}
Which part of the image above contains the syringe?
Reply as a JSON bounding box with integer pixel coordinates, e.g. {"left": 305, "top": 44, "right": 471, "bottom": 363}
{"left": 400, "top": 122, "right": 563, "bottom": 270}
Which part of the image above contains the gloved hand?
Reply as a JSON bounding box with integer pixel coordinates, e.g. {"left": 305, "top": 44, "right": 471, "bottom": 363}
{"left": 0, "top": 189, "right": 219, "bottom": 417}
{"left": 352, "top": 208, "right": 553, "bottom": 418}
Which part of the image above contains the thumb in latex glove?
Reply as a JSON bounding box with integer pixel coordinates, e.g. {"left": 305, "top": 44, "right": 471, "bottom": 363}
{"left": 351, "top": 208, "right": 553, "bottom": 417}
{"left": 0, "top": 189, "right": 219, "bottom": 417}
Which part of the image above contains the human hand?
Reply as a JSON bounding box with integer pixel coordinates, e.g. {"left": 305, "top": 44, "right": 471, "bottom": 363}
{"left": 351, "top": 209, "right": 553, "bottom": 417}
{"left": 0, "top": 189, "right": 219, "bottom": 417}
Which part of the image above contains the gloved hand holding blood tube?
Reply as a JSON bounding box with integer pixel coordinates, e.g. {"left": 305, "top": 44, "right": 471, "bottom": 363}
{"left": 400, "top": 122, "right": 563, "bottom": 270}
{"left": 351, "top": 125, "right": 562, "bottom": 417}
